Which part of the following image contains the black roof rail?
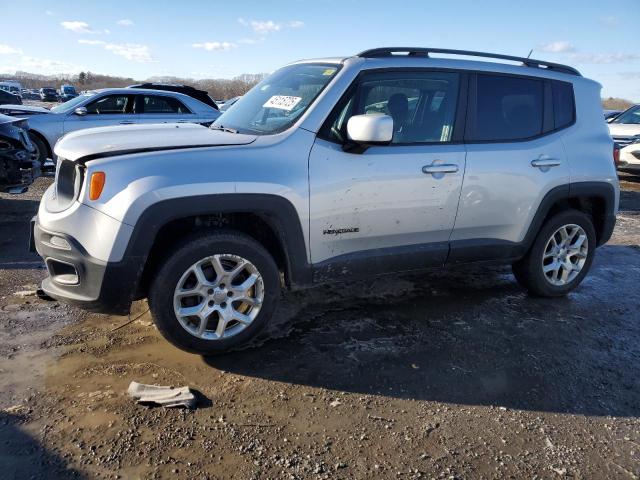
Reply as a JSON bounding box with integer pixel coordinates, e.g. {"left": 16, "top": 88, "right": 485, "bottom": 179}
{"left": 356, "top": 47, "right": 581, "bottom": 76}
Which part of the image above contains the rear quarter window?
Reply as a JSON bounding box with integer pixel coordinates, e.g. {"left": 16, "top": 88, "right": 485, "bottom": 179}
{"left": 467, "top": 74, "right": 544, "bottom": 142}
{"left": 552, "top": 80, "right": 575, "bottom": 129}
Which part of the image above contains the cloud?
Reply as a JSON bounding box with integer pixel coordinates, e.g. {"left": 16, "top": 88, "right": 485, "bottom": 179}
{"left": 619, "top": 71, "right": 640, "bottom": 79}
{"left": 0, "top": 44, "right": 23, "bottom": 55}
{"left": 600, "top": 16, "right": 619, "bottom": 28}
{"left": 537, "top": 41, "right": 639, "bottom": 65}
{"left": 78, "top": 39, "right": 106, "bottom": 45}
{"left": 0, "top": 55, "right": 83, "bottom": 75}
{"left": 61, "top": 20, "right": 108, "bottom": 34}
{"left": 238, "top": 18, "right": 304, "bottom": 34}
{"left": 117, "top": 19, "right": 135, "bottom": 27}
{"left": 569, "top": 52, "right": 640, "bottom": 64}
{"left": 192, "top": 41, "right": 237, "bottom": 51}
{"left": 78, "top": 39, "right": 154, "bottom": 62}
{"left": 538, "top": 41, "right": 575, "bottom": 54}
{"left": 105, "top": 43, "right": 152, "bottom": 62}
{"left": 45, "top": 10, "right": 53, "bottom": 16}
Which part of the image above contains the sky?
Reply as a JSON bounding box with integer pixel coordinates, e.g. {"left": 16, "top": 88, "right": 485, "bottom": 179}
{"left": 0, "top": 0, "right": 639, "bottom": 100}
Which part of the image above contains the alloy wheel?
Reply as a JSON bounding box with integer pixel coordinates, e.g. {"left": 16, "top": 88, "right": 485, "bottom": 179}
{"left": 542, "top": 224, "right": 589, "bottom": 286}
{"left": 173, "top": 254, "right": 264, "bottom": 340}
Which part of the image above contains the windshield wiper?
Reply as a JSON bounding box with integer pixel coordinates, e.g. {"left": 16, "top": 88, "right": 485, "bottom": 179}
{"left": 210, "top": 125, "right": 239, "bottom": 134}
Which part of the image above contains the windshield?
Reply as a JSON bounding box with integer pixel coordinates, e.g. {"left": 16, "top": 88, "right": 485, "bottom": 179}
{"left": 612, "top": 105, "right": 640, "bottom": 125}
{"left": 212, "top": 63, "right": 340, "bottom": 135}
{"left": 62, "top": 86, "right": 76, "bottom": 94}
{"left": 50, "top": 92, "right": 95, "bottom": 113}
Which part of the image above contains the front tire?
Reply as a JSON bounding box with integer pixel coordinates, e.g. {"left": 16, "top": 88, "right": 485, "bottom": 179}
{"left": 28, "top": 132, "right": 49, "bottom": 167}
{"left": 148, "top": 231, "right": 281, "bottom": 354}
{"left": 512, "top": 209, "right": 596, "bottom": 297}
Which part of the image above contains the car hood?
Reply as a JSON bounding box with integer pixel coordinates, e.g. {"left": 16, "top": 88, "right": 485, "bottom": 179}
{"left": 54, "top": 122, "right": 258, "bottom": 161}
{"left": 608, "top": 123, "right": 640, "bottom": 137}
{"left": 0, "top": 104, "right": 51, "bottom": 115}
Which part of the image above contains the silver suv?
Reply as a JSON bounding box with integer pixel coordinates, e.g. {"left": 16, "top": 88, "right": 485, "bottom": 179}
{"left": 32, "top": 48, "right": 619, "bottom": 354}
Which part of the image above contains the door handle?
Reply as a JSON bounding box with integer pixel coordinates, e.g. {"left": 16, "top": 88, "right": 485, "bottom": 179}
{"left": 119, "top": 120, "right": 135, "bottom": 125}
{"left": 531, "top": 157, "right": 561, "bottom": 168}
{"left": 422, "top": 164, "right": 459, "bottom": 174}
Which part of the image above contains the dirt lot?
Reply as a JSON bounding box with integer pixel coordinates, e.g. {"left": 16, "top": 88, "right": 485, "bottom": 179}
{"left": 1, "top": 175, "right": 639, "bottom": 479}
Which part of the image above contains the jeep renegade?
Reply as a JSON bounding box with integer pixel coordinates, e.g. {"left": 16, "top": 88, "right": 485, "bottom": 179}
{"left": 32, "top": 48, "right": 619, "bottom": 354}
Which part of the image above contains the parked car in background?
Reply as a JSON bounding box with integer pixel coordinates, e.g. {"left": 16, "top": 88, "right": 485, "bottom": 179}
{"left": 40, "top": 87, "right": 58, "bottom": 102}
{"left": 608, "top": 105, "right": 640, "bottom": 173}
{"left": 0, "top": 87, "right": 221, "bottom": 164}
{"left": 0, "top": 89, "right": 22, "bottom": 105}
{"left": 21, "top": 89, "right": 40, "bottom": 100}
{"left": 127, "top": 83, "right": 218, "bottom": 109}
{"left": 0, "top": 114, "right": 36, "bottom": 186}
{"left": 604, "top": 109, "right": 623, "bottom": 121}
{"left": 219, "top": 96, "right": 241, "bottom": 112}
{"left": 31, "top": 47, "right": 618, "bottom": 354}
{"left": 0, "top": 82, "right": 22, "bottom": 100}
{"left": 58, "top": 84, "right": 78, "bottom": 102}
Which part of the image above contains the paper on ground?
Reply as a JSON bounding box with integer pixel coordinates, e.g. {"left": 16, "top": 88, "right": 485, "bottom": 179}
{"left": 127, "top": 381, "right": 197, "bottom": 408}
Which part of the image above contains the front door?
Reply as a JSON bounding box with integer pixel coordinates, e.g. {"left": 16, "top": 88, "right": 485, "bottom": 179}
{"left": 64, "top": 93, "right": 137, "bottom": 133}
{"left": 309, "top": 69, "right": 466, "bottom": 277}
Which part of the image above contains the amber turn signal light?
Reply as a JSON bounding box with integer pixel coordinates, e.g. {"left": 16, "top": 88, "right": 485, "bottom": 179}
{"left": 89, "top": 172, "right": 106, "bottom": 200}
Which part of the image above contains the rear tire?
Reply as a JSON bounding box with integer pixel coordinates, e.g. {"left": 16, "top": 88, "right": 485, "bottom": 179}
{"left": 148, "top": 231, "right": 281, "bottom": 354}
{"left": 512, "top": 209, "right": 596, "bottom": 297}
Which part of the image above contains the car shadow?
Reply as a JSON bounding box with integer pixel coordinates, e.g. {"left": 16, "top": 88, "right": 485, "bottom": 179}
{"left": 205, "top": 246, "right": 640, "bottom": 417}
{"left": 0, "top": 412, "right": 85, "bottom": 479}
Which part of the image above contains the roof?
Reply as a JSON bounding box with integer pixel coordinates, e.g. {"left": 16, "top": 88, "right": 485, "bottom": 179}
{"left": 293, "top": 47, "right": 582, "bottom": 80}
{"left": 356, "top": 47, "right": 580, "bottom": 76}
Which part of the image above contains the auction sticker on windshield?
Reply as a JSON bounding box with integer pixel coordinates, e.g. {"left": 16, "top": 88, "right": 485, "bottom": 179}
{"left": 263, "top": 95, "right": 302, "bottom": 111}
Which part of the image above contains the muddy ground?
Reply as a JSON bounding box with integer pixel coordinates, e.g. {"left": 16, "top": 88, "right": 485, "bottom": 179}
{"left": 1, "top": 175, "right": 639, "bottom": 479}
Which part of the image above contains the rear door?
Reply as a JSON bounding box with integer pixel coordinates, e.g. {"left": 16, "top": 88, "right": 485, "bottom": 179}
{"left": 63, "top": 93, "right": 137, "bottom": 133}
{"left": 449, "top": 73, "right": 571, "bottom": 262}
{"left": 134, "top": 93, "right": 200, "bottom": 125}
{"left": 309, "top": 69, "right": 467, "bottom": 275}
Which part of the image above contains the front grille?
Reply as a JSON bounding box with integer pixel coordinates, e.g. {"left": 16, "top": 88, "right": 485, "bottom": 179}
{"left": 47, "top": 158, "right": 84, "bottom": 212}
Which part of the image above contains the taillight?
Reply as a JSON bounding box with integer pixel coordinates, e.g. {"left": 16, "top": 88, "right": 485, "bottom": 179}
{"left": 613, "top": 144, "right": 620, "bottom": 167}
{"left": 89, "top": 172, "right": 106, "bottom": 200}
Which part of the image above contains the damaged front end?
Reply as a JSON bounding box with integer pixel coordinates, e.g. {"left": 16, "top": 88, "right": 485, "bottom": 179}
{"left": 0, "top": 114, "right": 39, "bottom": 188}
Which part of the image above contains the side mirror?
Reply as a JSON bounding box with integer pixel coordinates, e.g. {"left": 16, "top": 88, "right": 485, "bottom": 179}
{"left": 74, "top": 107, "right": 87, "bottom": 116}
{"left": 346, "top": 114, "right": 393, "bottom": 145}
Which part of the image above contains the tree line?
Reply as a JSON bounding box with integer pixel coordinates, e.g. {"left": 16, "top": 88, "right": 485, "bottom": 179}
{"left": 3, "top": 71, "right": 268, "bottom": 100}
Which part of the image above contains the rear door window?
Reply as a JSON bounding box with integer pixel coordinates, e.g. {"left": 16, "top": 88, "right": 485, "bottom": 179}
{"left": 137, "top": 95, "right": 191, "bottom": 114}
{"left": 467, "top": 74, "right": 544, "bottom": 141}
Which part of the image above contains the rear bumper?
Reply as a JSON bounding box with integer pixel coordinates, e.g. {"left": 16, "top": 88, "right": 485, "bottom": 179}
{"left": 32, "top": 217, "right": 140, "bottom": 315}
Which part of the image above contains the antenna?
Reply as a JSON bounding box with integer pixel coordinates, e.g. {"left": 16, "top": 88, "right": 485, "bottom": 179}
{"left": 527, "top": 49, "right": 533, "bottom": 59}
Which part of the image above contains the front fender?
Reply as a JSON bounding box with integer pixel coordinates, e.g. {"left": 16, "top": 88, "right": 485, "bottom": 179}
{"left": 122, "top": 193, "right": 312, "bottom": 288}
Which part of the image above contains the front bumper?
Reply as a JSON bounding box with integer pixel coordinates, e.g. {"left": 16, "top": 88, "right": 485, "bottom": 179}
{"left": 617, "top": 144, "right": 640, "bottom": 172}
{"left": 32, "top": 216, "right": 139, "bottom": 315}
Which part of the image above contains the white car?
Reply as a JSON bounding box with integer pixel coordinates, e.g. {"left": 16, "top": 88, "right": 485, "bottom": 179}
{"left": 607, "top": 105, "right": 640, "bottom": 172}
